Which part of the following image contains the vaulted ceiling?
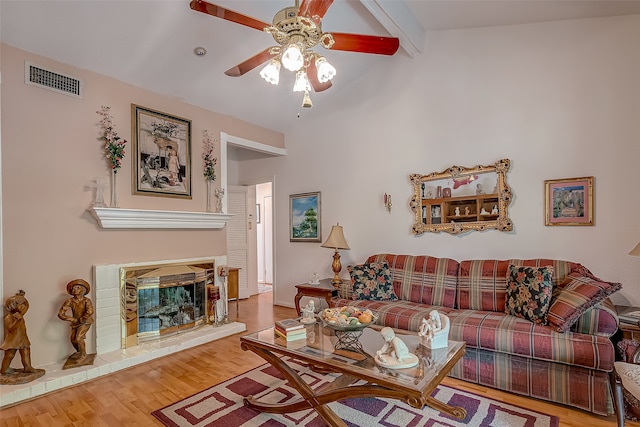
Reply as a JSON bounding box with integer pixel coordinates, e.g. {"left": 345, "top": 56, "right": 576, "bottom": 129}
{"left": 3, "top": 1, "right": 640, "bottom": 134}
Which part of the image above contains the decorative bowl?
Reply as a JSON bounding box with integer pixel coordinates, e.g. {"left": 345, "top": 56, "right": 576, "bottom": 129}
{"left": 322, "top": 320, "right": 375, "bottom": 332}
{"left": 320, "top": 306, "right": 378, "bottom": 332}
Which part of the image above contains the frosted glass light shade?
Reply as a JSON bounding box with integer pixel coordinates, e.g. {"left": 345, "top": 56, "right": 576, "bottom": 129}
{"left": 316, "top": 57, "right": 336, "bottom": 83}
{"left": 293, "top": 70, "right": 310, "bottom": 92}
{"left": 281, "top": 44, "right": 304, "bottom": 71}
{"left": 259, "top": 59, "right": 280, "bottom": 85}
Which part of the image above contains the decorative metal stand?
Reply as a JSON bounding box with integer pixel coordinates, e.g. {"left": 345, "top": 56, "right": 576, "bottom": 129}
{"left": 208, "top": 285, "right": 221, "bottom": 327}
{"left": 333, "top": 330, "right": 365, "bottom": 354}
{"left": 218, "top": 276, "right": 232, "bottom": 324}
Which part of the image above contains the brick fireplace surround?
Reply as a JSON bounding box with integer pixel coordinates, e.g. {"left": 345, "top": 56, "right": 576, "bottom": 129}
{"left": 0, "top": 257, "right": 245, "bottom": 408}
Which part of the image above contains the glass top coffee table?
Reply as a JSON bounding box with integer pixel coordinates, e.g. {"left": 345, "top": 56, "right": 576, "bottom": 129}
{"left": 240, "top": 322, "right": 466, "bottom": 427}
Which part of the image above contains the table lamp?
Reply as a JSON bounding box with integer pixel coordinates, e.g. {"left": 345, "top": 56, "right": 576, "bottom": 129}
{"left": 321, "top": 223, "right": 350, "bottom": 287}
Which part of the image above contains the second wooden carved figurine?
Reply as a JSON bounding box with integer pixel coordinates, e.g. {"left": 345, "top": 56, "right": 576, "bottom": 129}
{"left": 58, "top": 279, "right": 96, "bottom": 369}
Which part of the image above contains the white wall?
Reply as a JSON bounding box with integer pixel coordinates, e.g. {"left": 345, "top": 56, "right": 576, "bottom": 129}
{"left": 238, "top": 15, "right": 640, "bottom": 309}
{"left": 0, "top": 44, "right": 283, "bottom": 367}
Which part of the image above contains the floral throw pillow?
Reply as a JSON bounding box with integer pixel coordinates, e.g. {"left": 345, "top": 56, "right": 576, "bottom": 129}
{"left": 348, "top": 261, "right": 398, "bottom": 301}
{"left": 505, "top": 265, "right": 554, "bottom": 325}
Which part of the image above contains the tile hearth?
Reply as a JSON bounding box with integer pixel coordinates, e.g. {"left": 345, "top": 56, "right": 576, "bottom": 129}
{"left": 0, "top": 321, "right": 245, "bottom": 408}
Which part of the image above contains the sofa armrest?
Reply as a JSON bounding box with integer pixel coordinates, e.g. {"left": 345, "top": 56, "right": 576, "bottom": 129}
{"left": 571, "top": 297, "right": 619, "bottom": 337}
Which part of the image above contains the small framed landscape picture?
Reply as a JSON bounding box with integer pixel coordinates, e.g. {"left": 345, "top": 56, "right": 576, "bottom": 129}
{"left": 290, "top": 192, "right": 321, "bottom": 242}
{"left": 545, "top": 176, "right": 594, "bottom": 226}
{"left": 131, "top": 104, "right": 192, "bottom": 199}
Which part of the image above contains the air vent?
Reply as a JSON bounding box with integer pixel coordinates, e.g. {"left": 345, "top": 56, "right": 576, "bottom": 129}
{"left": 24, "top": 61, "right": 83, "bottom": 98}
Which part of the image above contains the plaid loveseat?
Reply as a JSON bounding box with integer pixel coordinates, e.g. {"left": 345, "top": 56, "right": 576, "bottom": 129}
{"left": 332, "top": 253, "right": 621, "bottom": 416}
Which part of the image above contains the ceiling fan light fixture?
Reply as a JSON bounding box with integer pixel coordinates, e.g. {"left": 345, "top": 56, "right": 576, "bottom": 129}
{"left": 315, "top": 56, "right": 336, "bottom": 83}
{"left": 281, "top": 43, "right": 304, "bottom": 71}
{"left": 260, "top": 59, "right": 281, "bottom": 85}
{"left": 302, "top": 89, "right": 313, "bottom": 109}
{"left": 293, "top": 70, "right": 310, "bottom": 92}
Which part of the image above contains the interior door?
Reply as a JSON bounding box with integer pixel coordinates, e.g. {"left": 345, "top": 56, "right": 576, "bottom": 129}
{"left": 227, "top": 185, "right": 255, "bottom": 299}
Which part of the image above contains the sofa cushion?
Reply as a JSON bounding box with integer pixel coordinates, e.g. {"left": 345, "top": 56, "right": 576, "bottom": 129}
{"left": 347, "top": 261, "right": 398, "bottom": 301}
{"left": 366, "top": 254, "right": 458, "bottom": 308}
{"left": 331, "top": 296, "right": 455, "bottom": 332}
{"left": 505, "top": 265, "right": 554, "bottom": 325}
{"left": 457, "top": 258, "right": 586, "bottom": 311}
{"left": 547, "top": 272, "right": 622, "bottom": 333}
{"left": 330, "top": 296, "right": 615, "bottom": 372}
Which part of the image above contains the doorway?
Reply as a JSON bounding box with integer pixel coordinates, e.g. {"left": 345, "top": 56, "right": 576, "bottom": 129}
{"left": 256, "top": 182, "right": 273, "bottom": 295}
{"left": 222, "top": 132, "right": 284, "bottom": 304}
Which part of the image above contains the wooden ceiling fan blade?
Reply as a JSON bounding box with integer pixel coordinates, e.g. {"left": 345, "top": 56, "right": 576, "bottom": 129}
{"left": 328, "top": 32, "right": 400, "bottom": 55}
{"left": 189, "top": 0, "right": 270, "bottom": 32}
{"left": 298, "top": 0, "right": 334, "bottom": 23}
{"left": 225, "top": 48, "right": 276, "bottom": 77}
{"left": 307, "top": 60, "right": 332, "bottom": 92}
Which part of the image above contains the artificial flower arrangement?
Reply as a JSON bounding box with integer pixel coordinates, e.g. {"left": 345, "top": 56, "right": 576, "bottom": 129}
{"left": 97, "top": 106, "right": 127, "bottom": 173}
{"left": 202, "top": 130, "right": 217, "bottom": 182}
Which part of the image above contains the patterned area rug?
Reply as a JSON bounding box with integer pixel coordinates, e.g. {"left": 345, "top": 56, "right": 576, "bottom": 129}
{"left": 152, "top": 358, "right": 559, "bottom": 427}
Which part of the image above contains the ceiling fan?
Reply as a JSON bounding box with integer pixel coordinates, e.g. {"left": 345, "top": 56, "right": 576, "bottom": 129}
{"left": 189, "top": 0, "right": 400, "bottom": 107}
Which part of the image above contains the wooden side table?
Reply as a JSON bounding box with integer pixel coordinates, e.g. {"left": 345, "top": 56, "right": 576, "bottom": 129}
{"left": 294, "top": 278, "right": 337, "bottom": 316}
{"left": 621, "top": 323, "right": 640, "bottom": 341}
{"left": 616, "top": 305, "right": 640, "bottom": 340}
{"left": 228, "top": 268, "right": 240, "bottom": 318}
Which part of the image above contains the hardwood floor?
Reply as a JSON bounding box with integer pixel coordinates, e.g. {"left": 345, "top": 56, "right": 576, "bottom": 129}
{"left": 0, "top": 292, "right": 635, "bottom": 426}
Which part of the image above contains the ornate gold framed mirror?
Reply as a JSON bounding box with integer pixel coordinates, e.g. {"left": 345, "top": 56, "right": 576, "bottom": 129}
{"left": 410, "top": 159, "right": 513, "bottom": 235}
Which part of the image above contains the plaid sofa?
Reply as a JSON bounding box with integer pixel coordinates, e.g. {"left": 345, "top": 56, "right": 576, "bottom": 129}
{"left": 332, "top": 253, "right": 621, "bottom": 415}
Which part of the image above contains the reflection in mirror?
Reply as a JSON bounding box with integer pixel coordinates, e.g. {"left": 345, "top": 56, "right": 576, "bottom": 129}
{"left": 410, "top": 159, "right": 513, "bottom": 235}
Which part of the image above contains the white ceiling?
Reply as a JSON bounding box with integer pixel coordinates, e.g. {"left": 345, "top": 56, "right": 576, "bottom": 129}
{"left": 2, "top": 0, "right": 640, "bottom": 134}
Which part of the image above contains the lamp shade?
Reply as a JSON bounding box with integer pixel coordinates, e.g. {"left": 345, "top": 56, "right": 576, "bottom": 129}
{"left": 321, "top": 224, "right": 350, "bottom": 250}
{"left": 630, "top": 241, "right": 640, "bottom": 256}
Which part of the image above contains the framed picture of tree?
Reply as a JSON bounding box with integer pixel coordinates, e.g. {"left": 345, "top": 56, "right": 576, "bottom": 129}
{"left": 290, "top": 192, "right": 321, "bottom": 242}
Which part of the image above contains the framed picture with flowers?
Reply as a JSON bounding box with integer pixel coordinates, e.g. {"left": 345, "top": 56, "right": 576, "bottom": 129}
{"left": 544, "top": 176, "right": 594, "bottom": 226}
{"left": 131, "top": 104, "right": 192, "bottom": 198}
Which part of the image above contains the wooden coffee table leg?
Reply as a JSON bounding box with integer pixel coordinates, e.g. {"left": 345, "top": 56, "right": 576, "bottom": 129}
{"left": 424, "top": 395, "right": 467, "bottom": 419}
{"left": 241, "top": 343, "right": 347, "bottom": 427}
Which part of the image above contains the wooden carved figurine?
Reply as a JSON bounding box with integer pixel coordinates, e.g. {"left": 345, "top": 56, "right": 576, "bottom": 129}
{"left": 0, "top": 290, "right": 45, "bottom": 385}
{"left": 58, "top": 279, "right": 96, "bottom": 369}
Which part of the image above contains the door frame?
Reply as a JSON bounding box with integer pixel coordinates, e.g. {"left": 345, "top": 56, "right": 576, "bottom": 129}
{"left": 221, "top": 133, "right": 284, "bottom": 299}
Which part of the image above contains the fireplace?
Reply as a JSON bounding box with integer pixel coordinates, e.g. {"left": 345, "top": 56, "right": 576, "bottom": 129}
{"left": 94, "top": 256, "right": 229, "bottom": 354}
{"left": 123, "top": 264, "right": 213, "bottom": 347}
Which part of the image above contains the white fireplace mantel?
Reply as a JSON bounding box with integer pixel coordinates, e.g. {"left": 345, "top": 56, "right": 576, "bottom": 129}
{"left": 89, "top": 207, "right": 233, "bottom": 229}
